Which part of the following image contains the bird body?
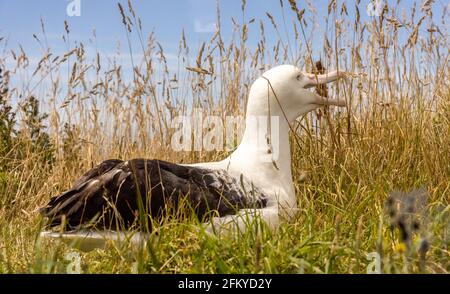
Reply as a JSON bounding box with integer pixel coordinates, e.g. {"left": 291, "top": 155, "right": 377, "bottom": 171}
{"left": 41, "top": 158, "right": 269, "bottom": 231}
{"left": 39, "top": 65, "right": 348, "bottom": 249}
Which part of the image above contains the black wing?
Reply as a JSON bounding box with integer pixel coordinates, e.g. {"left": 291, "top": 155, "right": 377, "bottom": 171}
{"left": 40, "top": 159, "right": 267, "bottom": 231}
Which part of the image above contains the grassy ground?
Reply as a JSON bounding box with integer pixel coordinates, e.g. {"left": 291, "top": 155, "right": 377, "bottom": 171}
{"left": 0, "top": 0, "right": 449, "bottom": 273}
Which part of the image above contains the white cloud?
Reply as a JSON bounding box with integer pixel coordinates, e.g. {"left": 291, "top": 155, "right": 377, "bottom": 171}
{"left": 194, "top": 20, "right": 217, "bottom": 33}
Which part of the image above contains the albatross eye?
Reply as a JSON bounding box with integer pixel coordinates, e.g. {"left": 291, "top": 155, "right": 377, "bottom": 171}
{"left": 296, "top": 74, "right": 302, "bottom": 81}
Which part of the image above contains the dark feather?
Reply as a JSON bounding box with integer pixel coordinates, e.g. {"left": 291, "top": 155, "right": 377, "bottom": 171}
{"left": 41, "top": 159, "right": 267, "bottom": 231}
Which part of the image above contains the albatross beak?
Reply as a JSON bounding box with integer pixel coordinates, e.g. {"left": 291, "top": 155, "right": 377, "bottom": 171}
{"left": 312, "top": 93, "right": 346, "bottom": 107}
{"left": 303, "top": 70, "right": 348, "bottom": 107}
{"left": 303, "top": 71, "right": 347, "bottom": 89}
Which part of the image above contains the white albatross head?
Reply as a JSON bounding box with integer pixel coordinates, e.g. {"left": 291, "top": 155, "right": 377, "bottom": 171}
{"left": 246, "top": 64, "right": 348, "bottom": 122}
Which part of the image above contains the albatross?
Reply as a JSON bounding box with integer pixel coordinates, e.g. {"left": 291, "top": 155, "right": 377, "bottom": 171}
{"left": 39, "top": 64, "right": 348, "bottom": 250}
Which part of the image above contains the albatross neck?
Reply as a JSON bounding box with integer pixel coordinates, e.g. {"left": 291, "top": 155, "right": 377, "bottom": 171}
{"left": 230, "top": 114, "right": 293, "bottom": 181}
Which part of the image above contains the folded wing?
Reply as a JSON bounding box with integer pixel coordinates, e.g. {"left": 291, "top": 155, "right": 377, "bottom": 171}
{"left": 40, "top": 158, "right": 267, "bottom": 231}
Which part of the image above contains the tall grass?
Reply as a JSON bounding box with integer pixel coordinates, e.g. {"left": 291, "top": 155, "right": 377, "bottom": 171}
{"left": 0, "top": 0, "right": 448, "bottom": 273}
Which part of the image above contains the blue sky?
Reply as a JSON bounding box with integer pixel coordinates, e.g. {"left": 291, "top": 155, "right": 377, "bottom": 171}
{"left": 0, "top": 0, "right": 292, "bottom": 60}
{"left": 0, "top": 0, "right": 448, "bottom": 89}
{"left": 2, "top": 0, "right": 447, "bottom": 61}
